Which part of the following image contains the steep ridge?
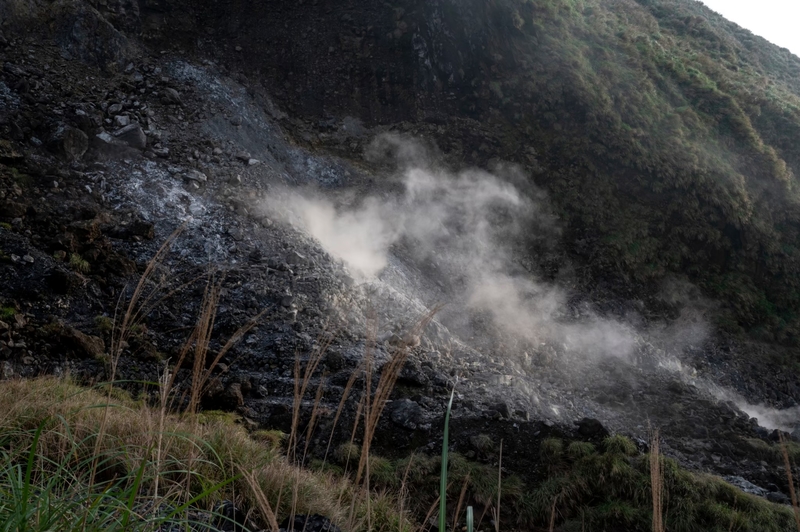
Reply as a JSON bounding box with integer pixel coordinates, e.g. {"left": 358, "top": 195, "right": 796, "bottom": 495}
{"left": 0, "top": 0, "right": 799, "bottom": 528}
{"left": 134, "top": 0, "right": 800, "bottom": 346}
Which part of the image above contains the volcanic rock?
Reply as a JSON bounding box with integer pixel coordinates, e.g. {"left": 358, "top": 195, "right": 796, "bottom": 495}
{"left": 112, "top": 123, "right": 147, "bottom": 150}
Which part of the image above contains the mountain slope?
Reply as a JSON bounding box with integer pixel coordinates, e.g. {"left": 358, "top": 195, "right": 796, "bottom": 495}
{"left": 136, "top": 0, "right": 800, "bottom": 345}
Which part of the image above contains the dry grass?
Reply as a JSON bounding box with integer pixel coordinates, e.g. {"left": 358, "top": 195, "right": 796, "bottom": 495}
{"left": 651, "top": 428, "right": 664, "bottom": 532}
{"left": 0, "top": 376, "right": 406, "bottom": 531}
{"left": 494, "top": 440, "right": 503, "bottom": 532}
{"left": 779, "top": 432, "right": 800, "bottom": 532}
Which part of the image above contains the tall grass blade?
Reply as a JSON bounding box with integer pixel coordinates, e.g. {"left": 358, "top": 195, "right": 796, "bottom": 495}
{"left": 122, "top": 455, "right": 149, "bottom": 528}
{"left": 651, "top": 428, "right": 664, "bottom": 532}
{"left": 17, "top": 420, "right": 45, "bottom": 530}
{"left": 467, "top": 506, "right": 474, "bottom": 532}
{"left": 496, "top": 440, "right": 502, "bottom": 532}
{"left": 779, "top": 433, "right": 800, "bottom": 532}
{"left": 439, "top": 386, "right": 456, "bottom": 532}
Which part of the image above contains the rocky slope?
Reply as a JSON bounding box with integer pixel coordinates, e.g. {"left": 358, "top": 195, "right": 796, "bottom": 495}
{"left": 1, "top": 0, "right": 799, "bottom": 528}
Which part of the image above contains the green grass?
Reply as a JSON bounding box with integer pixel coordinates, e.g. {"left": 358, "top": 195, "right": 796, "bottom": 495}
{"left": 94, "top": 315, "right": 114, "bottom": 333}
{"left": 0, "top": 377, "right": 796, "bottom": 532}
{"left": 480, "top": 0, "right": 800, "bottom": 344}
{"left": 439, "top": 386, "right": 455, "bottom": 532}
{"left": 0, "top": 377, "right": 408, "bottom": 532}
{"left": 69, "top": 253, "right": 90, "bottom": 274}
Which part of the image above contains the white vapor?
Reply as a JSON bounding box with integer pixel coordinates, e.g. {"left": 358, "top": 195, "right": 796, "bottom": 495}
{"left": 254, "top": 134, "right": 701, "bottom": 361}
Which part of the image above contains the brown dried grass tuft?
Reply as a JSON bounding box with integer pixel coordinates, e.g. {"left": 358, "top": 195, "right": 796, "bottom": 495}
{"left": 651, "top": 428, "right": 664, "bottom": 532}
{"left": 0, "top": 376, "right": 399, "bottom": 531}
{"left": 779, "top": 432, "right": 800, "bottom": 532}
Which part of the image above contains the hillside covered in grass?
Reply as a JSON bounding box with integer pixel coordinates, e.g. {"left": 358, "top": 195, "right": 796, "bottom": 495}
{"left": 492, "top": 0, "right": 800, "bottom": 344}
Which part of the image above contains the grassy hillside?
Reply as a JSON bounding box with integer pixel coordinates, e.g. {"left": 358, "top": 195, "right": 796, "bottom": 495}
{"left": 474, "top": 0, "right": 800, "bottom": 344}
{"left": 1, "top": 377, "right": 797, "bottom": 531}
{"left": 171, "top": 0, "right": 800, "bottom": 345}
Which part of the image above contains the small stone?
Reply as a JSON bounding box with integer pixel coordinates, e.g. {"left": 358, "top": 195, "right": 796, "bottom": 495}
{"left": 766, "top": 492, "right": 791, "bottom": 504}
{"left": 0, "top": 321, "right": 8, "bottom": 331}
{"left": 225, "top": 382, "right": 244, "bottom": 406}
{"left": 0, "top": 201, "right": 26, "bottom": 219}
{"left": 112, "top": 124, "right": 147, "bottom": 150}
{"left": 286, "top": 250, "right": 306, "bottom": 266}
{"left": 236, "top": 151, "right": 251, "bottom": 162}
{"left": 50, "top": 125, "right": 88, "bottom": 161}
{"left": 114, "top": 114, "right": 130, "bottom": 127}
{"left": 96, "top": 131, "right": 114, "bottom": 143}
{"left": 22, "top": 254, "right": 34, "bottom": 263}
{"left": 163, "top": 87, "right": 182, "bottom": 105}
{"left": 493, "top": 401, "right": 511, "bottom": 419}
{"left": 108, "top": 103, "right": 123, "bottom": 115}
{"left": 280, "top": 294, "right": 295, "bottom": 307}
{"left": 247, "top": 158, "right": 260, "bottom": 166}
{"left": 574, "top": 417, "right": 610, "bottom": 439}
{"left": 60, "top": 325, "right": 105, "bottom": 359}
{"left": 235, "top": 45, "right": 242, "bottom": 52}
{"left": 184, "top": 169, "right": 208, "bottom": 183}
{"left": 390, "top": 398, "right": 423, "bottom": 430}
{"left": 0, "top": 139, "right": 23, "bottom": 162}
{"left": 22, "top": 356, "right": 34, "bottom": 365}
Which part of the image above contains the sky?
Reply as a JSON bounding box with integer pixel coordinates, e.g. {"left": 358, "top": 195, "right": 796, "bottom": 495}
{"left": 700, "top": 0, "right": 800, "bottom": 57}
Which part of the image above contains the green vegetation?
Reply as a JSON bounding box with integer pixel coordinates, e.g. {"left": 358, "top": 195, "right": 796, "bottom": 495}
{"left": 9, "top": 167, "right": 31, "bottom": 186}
{"left": 481, "top": 0, "right": 800, "bottom": 344}
{"left": 514, "top": 435, "right": 796, "bottom": 531}
{"left": 94, "top": 315, "right": 114, "bottom": 333}
{"left": 0, "top": 222, "right": 11, "bottom": 230}
{"left": 0, "top": 375, "right": 795, "bottom": 532}
{"left": 0, "top": 306, "right": 15, "bottom": 320}
{"left": 326, "top": 433, "right": 796, "bottom": 531}
{"left": 69, "top": 252, "right": 90, "bottom": 274}
{"left": 0, "top": 377, "right": 406, "bottom": 532}
{"left": 439, "top": 387, "right": 456, "bottom": 532}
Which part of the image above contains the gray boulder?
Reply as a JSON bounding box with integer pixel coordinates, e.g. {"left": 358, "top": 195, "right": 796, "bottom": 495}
{"left": 49, "top": 124, "right": 88, "bottom": 161}
{"left": 390, "top": 398, "right": 423, "bottom": 430}
{"left": 112, "top": 123, "right": 146, "bottom": 150}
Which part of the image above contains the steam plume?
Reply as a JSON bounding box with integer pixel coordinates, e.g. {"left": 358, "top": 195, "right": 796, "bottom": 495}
{"left": 255, "top": 134, "right": 657, "bottom": 361}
